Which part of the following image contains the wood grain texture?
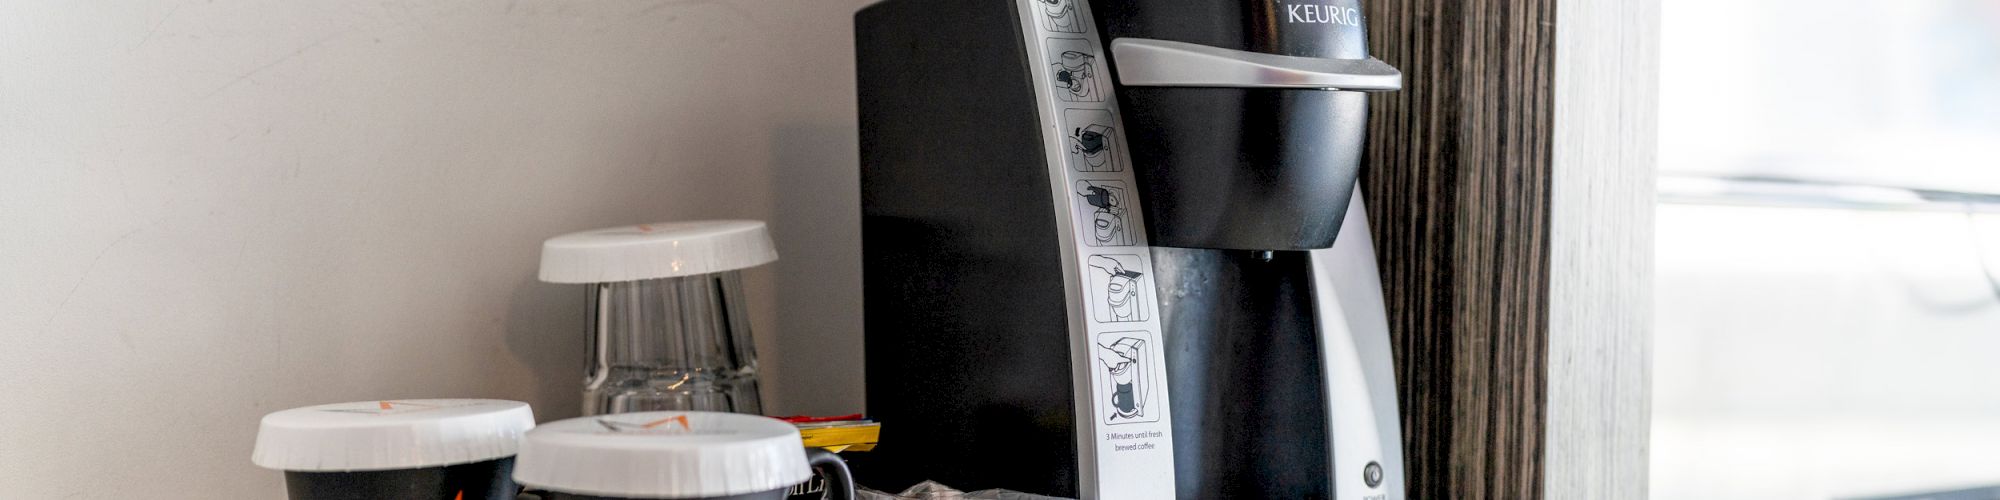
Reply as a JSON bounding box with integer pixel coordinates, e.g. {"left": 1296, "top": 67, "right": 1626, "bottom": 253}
{"left": 1546, "top": 0, "right": 1657, "bottom": 498}
{"left": 1359, "top": 0, "right": 1557, "bottom": 498}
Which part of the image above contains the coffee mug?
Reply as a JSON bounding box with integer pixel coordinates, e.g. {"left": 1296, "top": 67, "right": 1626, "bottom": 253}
{"left": 514, "top": 412, "right": 856, "bottom": 500}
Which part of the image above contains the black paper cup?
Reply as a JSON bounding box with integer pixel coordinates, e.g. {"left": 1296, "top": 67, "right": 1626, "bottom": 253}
{"left": 280, "top": 456, "right": 517, "bottom": 500}
{"left": 254, "top": 399, "right": 536, "bottom": 500}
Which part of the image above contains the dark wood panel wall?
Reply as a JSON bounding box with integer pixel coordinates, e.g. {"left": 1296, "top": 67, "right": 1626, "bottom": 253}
{"left": 1359, "top": 0, "right": 1557, "bottom": 498}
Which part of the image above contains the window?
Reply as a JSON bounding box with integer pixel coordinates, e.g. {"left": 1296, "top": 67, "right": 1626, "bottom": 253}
{"left": 1654, "top": 1, "right": 2000, "bottom": 499}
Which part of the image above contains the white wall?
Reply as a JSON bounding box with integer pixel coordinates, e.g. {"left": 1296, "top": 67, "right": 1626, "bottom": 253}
{"left": 0, "top": 1, "right": 871, "bottom": 497}
{"left": 1652, "top": 205, "right": 2000, "bottom": 499}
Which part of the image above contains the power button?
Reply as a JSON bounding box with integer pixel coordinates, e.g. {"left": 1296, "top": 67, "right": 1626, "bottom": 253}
{"left": 1363, "top": 461, "right": 1384, "bottom": 488}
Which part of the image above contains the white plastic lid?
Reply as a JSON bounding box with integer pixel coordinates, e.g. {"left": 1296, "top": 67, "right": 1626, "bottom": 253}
{"left": 539, "top": 220, "right": 779, "bottom": 284}
{"left": 513, "top": 411, "right": 812, "bottom": 498}
{"left": 252, "top": 399, "right": 535, "bottom": 472}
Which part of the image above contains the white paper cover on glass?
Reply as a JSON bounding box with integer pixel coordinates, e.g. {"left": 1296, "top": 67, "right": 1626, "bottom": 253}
{"left": 252, "top": 399, "right": 535, "bottom": 472}
{"left": 539, "top": 220, "right": 779, "bottom": 284}
{"left": 513, "top": 411, "right": 812, "bottom": 498}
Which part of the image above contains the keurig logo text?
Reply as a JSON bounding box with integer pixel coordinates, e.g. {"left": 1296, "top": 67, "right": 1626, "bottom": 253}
{"left": 1278, "top": 1, "right": 1361, "bottom": 26}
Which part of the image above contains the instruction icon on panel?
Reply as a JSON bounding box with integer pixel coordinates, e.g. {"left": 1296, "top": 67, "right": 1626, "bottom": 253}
{"left": 1063, "top": 109, "right": 1120, "bottom": 172}
{"left": 1085, "top": 254, "right": 1149, "bottom": 322}
{"left": 1075, "top": 180, "right": 1134, "bottom": 247}
{"left": 1035, "top": 0, "right": 1085, "bottom": 33}
{"left": 1094, "top": 330, "right": 1160, "bottom": 425}
{"left": 1046, "top": 39, "right": 1102, "bottom": 102}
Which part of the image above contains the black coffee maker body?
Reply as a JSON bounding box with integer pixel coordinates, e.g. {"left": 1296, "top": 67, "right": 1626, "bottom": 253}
{"left": 856, "top": 0, "right": 1403, "bottom": 498}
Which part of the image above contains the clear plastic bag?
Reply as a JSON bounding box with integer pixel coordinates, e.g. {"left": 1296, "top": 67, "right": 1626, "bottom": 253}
{"left": 857, "top": 480, "right": 1072, "bottom": 500}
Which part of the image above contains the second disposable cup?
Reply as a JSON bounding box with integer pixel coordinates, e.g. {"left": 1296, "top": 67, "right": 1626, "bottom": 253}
{"left": 252, "top": 399, "right": 536, "bottom": 500}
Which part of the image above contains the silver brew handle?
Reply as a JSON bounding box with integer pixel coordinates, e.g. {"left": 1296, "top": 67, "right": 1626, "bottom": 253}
{"left": 1306, "top": 187, "right": 1407, "bottom": 500}
{"left": 1108, "top": 38, "right": 1403, "bottom": 90}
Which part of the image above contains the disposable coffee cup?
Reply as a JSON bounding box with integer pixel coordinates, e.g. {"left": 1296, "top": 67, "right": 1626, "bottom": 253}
{"left": 514, "top": 411, "right": 856, "bottom": 500}
{"left": 253, "top": 399, "right": 537, "bottom": 500}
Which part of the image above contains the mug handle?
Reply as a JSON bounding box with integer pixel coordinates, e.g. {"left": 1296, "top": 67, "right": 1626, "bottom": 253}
{"left": 804, "top": 448, "right": 855, "bottom": 500}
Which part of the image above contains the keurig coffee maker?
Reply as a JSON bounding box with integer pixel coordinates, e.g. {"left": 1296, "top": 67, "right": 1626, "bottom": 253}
{"left": 857, "top": 1, "right": 1403, "bottom": 498}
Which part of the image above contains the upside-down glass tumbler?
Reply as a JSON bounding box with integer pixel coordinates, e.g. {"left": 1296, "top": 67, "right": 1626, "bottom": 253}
{"left": 539, "top": 220, "right": 778, "bottom": 416}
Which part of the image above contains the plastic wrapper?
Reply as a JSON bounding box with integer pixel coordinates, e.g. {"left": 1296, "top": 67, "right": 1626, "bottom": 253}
{"left": 858, "top": 481, "right": 1071, "bottom": 500}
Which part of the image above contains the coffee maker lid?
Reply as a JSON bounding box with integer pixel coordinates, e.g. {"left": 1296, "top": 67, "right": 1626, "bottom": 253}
{"left": 539, "top": 220, "right": 779, "bottom": 284}
{"left": 513, "top": 411, "right": 813, "bottom": 498}
{"left": 252, "top": 399, "right": 535, "bottom": 472}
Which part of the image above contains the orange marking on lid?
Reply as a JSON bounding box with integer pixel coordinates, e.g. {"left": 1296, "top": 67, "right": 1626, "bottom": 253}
{"left": 637, "top": 224, "right": 654, "bottom": 232}
{"left": 379, "top": 401, "right": 394, "bottom": 410}
{"left": 642, "top": 415, "right": 690, "bottom": 430}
